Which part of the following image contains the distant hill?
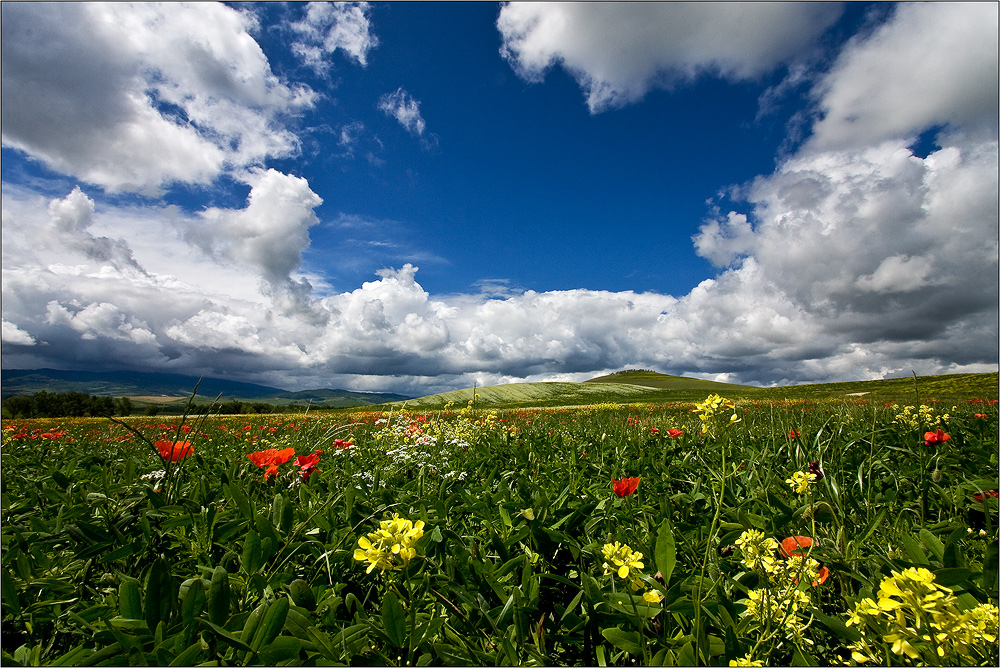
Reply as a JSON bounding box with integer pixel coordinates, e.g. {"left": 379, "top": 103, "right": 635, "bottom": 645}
{"left": 386, "top": 370, "right": 998, "bottom": 410}
{"left": 0, "top": 368, "right": 411, "bottom": 408}
{"left": 584, "top": 369, "right": 756, "bottom": 391}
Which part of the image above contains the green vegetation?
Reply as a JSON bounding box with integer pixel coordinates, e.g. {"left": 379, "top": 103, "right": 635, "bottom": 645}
{"left": 2, "top": 383, "right": 997, "bottom": 666}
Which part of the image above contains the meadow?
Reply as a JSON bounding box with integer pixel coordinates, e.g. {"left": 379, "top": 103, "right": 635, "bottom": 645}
{"left": 1, "top": 383, "right": 998, "bottom": 666}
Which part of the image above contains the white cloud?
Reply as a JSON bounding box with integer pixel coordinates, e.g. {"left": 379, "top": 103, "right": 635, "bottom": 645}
{"left": 497, "top": 2, "right": 842, "bottom": 112}
{"left": 2, "top": 321, "right": 36, "bottom": 346}
{"left": 0, "top": 2, "right": 315, "bottom": 194}
{"left": 290, "top": 2, "right": 378, "bottom": 74}
{"left": 181, "top": 169, "right": 324, "bottom": 307}
{"left": 808, "top": 2, "right": 999, "bottom": 151}
{"left": 378, "top": 88, "right": 431, "bottom": 141}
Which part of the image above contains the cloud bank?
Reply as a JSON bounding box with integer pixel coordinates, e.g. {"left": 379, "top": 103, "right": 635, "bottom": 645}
{"left": 2, "top": 2, "right": 997, "bottom": 395}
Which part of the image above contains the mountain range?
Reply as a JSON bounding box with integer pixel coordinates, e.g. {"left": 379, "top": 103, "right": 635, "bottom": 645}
{"left": 0, "top": 368, "right": 411, "bottom": 408}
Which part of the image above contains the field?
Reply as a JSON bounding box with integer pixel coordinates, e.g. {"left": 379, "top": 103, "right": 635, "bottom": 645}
{"left": 1, "top": 379, "right": 998, "bottom": 666}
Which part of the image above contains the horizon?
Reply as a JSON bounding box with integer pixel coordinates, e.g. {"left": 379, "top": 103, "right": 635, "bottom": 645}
{"left": 2, "top": 2, "right": 998, "bottom": 396}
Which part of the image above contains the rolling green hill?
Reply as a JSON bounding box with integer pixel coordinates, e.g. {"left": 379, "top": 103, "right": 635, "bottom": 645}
{"left": 382, "top": 370, "right": 998, "bottom": 410}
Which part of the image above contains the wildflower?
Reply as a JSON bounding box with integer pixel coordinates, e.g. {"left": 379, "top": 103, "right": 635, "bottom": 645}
{"left": 924, "top": 428, "right": 951, "bottom": 446}
{"left": 735, "top": 529, "right": 779, "bottom": 572}
{"left": 692, "top": 393, "right": 737, "bottom": 435}
{"left": 785, "top": 470, "right": 817, "bottom": 494}
{"left": 247, "top": 447, "right": 296, "bottom": 480}
{"left": 729, "top": 654, "right": 763, "bottom": 667}
{"left": 295, "top": 450, "right": 322, "bottom": 481}
{"left": 601, "top": 542, "right": 646, "bottom": 591}
{"left": 973, "top": 490, "right": 999, "bottom": 503}
{"left": 667, "top": 428, "right": 684, "bottom": 438}
{"left": 642, "top": 590, "right": 662, "bottom": 604}
{"left": 353, "top": 514, "right": 425, "bottom": 574}
{"left": 156, "top": 440, "right": 194, "bottom": 462}
{"left": 846, "top": 567, "right": 1000, "bottom": 664}
{"left": 612, "top": 477, "right": 641, "bottom": 497}
{"left": 788, "top": 429, "right": 800, "bottom": 438}
{"left": 808, "top": 461, "right": 824, "bottom": 480}
{"left": 333, "top": 438, "right": 353, "bottom": 449}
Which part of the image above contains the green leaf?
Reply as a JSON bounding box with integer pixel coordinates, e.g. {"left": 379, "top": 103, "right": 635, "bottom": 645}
{"left": 601, "top": 627, "right": 643, "bottom": 655}
{"left": 250, "top": 596, "right": 289, "bottom": 653}
{"left": 381, "top": 590, "right": 406, "bottom": 649}
{"left": 332, "top": 623, "right": 369, "bottom": 656}
{"left": 654, "top": 517, "right": 676, "bottom": 585}
{"left": 810, "top": 609, "right": 862, "bottom": 642}
{"left": 207, "top": 566, "right": 230, "bottom": 626}
{"left": 918, "top": 528, "right": 945, "bottom": 563}
{"left": 259, "top": 636, "right": 302, "bottom": 664}
{"left": 983, "top": 541, "right": 998, "bottom": 593}
{"left": 241, "top": 530, "right": 261, "bottom": 575}
{"left": 167, "top": 641, "right": 204, "bottom": 667}
{"left": 898, "top": 532, "right": 929, "bottom": 565}
{"left": 1, "top": 569, "right": 21, "bottom": 617}
{"left": 933, "top": 568, "right": 973, "bottom": 587}
{"left": 144, "top": 558, "right": 173, "bottom": 632}
{"left": 224, "top": 482, "right": 253, "bottom": 519}
{"left": 792, "top": 647, "right": 819, "bottom": 666}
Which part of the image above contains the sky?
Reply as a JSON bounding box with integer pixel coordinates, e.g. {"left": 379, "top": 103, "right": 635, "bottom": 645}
{"left": 1, "top": 1, "right": 998, "bottom": 396}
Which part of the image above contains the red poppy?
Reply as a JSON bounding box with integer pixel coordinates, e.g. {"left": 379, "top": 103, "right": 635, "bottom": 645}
{"left": 973, "top": 490, "right": 999, "bottom": 503}
{"left": 333, "top": 439, "right": 353, "bottom": 449}
{"left": 612, "top": 477, "right": 641, "bottom": 497}
{"left": 295, "top": 450, "right": 322, "bottom": 481}
{"left": 156, "top": 440, "right": 194, "bottom": 462}
{"left": 924, "top": 429, "right": 951, "bottom": 446}
{"left": 650, "top": 427, "right": 659, "bottom": 434}
{"left": 247, "top": 447, "right": 296, "bottom": 480}
{"left": 779, "top": 535, "right": 828, "bottom": 586}
{"left": 667, "top": 428, "right": 684, "bottom": 438}
{"left": 788, "top": 430, "right": 800, "bottom": 438}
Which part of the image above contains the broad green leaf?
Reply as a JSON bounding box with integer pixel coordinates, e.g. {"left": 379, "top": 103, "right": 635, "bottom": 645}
{"left": 654, "top": 517, "right": 676, "bottom": 586}
{"left": 144, "top": 558, "right": 172, "bottom": 632}
{"left": 381, "top": 590, "right": 406, "bottom": 649}
{"left": 601, "top": 627, "right": 643, "bottom": 655}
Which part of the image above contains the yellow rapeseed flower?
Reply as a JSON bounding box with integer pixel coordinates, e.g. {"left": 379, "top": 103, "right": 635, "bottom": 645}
{"left": 353, "top": 514, "right": 425, "bottom": 574}
{"left": 785, "top": 470, "right": 817, "bottom": 494}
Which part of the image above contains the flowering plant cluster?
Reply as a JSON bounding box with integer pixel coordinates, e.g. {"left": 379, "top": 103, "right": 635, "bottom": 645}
{"left": 353, "top": 514, "right": 426, "bottom": 574}
{"left": 893, "top": 404, "right": 950, "bottom": 431}
{"left": 846, "top": 567, "right": 999, "bottom": 665}
{"left": 733, "top": 530, "right": 829, "bottom": 649}
{"left": 692, "top": 393, "right": 740, "bottom": 435}
{"left": 601, "top": 541, "right": 660, "bottom": 603}
{"left": 785, "top": 470, "right": 817, "bottom": 494}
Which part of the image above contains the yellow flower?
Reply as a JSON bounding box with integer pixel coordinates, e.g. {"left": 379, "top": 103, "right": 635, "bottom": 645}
{"left": 785, "top": 471, "right": 817, "bottom": 494}
{"left": 642, "top": 590, "right": 661, "bottom": 604}
{"left": 729, "top": 654, "right": 763, "bottom": 666}
{"left": 353, "top": 514, "right": 425, "bottom": 574}
{"left": 602, "top": 541, "right": 644, "bottom": 580}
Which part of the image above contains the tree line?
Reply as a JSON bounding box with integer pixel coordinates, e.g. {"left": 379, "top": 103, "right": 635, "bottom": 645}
{"left": 1, "top": 391, "right": 308, "bottom": 419}
{"left": 1, "top": 391, "right": 133, "bottom": 419}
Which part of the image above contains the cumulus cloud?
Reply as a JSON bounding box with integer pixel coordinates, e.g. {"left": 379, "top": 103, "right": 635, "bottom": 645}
{"left": 497, "top": 2, "right": 843, "bottom": 112}
{"left": 290, "top": 2, "right": 378, "bottom": 73}
{"left": 0, "top": 2, "right": 315, "bottom": 194}
{"left": 180, "top": 169, "right": 324, "bottom": 310}
{"left": 808, "top": 2, "right": 999, "bottom": 151}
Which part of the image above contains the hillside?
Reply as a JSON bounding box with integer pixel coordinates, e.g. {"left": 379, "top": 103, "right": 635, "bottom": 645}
{"left": 384, "top": 370, "right": 998, "bottom": 410}
{"left": 585, "top": 369, "right": 757, "bottom": 391}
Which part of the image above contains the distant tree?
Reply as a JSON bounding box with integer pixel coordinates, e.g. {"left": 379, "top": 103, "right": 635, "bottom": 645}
{"left": 114, "top": 396, "right": 134, "bottom": 416}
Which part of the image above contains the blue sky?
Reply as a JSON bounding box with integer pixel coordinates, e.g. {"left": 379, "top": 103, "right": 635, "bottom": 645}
{"left": 2, "top": 2, "right": 997, "bottom": 395}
